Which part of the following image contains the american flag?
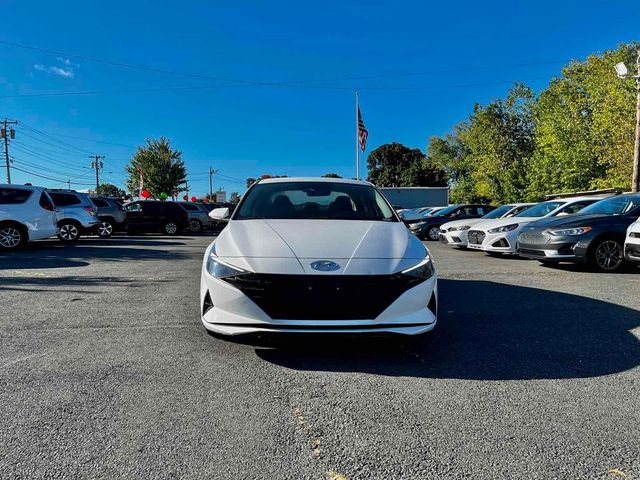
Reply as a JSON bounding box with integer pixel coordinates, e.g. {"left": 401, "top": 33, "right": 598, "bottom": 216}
{"left": 357, "top": 106, "right": 368, "bottom": 152}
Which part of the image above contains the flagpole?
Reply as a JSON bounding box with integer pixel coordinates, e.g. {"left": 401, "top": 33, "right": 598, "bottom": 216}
{"left": 355, "top": 91, "right": 360, "bottom": 181}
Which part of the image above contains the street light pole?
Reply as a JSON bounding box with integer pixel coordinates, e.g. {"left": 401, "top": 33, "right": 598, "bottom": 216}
{"left": 616, "top": 50, "right": 640, "bottom": 192}
{"left": 632, "top": 50, "right": 640, "bottom": 193}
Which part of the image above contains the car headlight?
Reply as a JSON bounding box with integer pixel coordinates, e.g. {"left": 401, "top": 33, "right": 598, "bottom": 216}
{"left": 547, "top": 226, "right": 592, "bottom": 236}
{"left": 401, "top": 255, "right": 435, "bottom": 280}
{"left": 206, "top": 246, "right": 248, "bottom": 278}
{"left": 488, "top": 223, "right": 519, "bottom": 234}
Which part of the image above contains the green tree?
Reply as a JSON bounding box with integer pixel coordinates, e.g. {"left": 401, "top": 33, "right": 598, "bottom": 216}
{"left": 366, "top": 142, "right": 448, "bottom": 187}
{"left": 321, "top": 173, "right": 342, "bottom": 178}
{"left": 95, "top": 183, "right": 126, "bottom": 198}
{"left": 529, "top": 43, "right": 638, "bottom": 197}
{"left": 459, "top": 83, "right": 536, "bottom": 203}
{"left": 125, "top": 137, "right": 187, "bottom": 198}
{"left": 426, "top": 124, "right": 478, "bottom": 202}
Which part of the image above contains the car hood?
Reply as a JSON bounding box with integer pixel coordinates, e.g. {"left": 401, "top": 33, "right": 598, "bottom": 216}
{"left": 441, "top": 218, "right": 482, "bottom": 230}
{"left": 472, "top": 217, "right": 538, "bottom": 231}
{"left": 212, "top": 219, "right": 427, "bottom": 275}
{"left": 520, "top": 214, "right": 621, "bottom": 231}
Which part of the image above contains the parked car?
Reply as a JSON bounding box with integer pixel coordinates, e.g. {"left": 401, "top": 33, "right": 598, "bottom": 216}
{"left": 124, "top": 200, "right": 190, "bottom": 235}
{"left": 397, "top": 209, "right": 424, "bottom": 225}
{"left": 47, "top": 189, "right": 101, "bottom": 242}
{"left": 423, "top": 206, "right": 447, "bottom": 216}
{"left": 466, "top": 196, "right": 603, "bottom": 256}
{"left": 410, "top": 204, "right": 496, "bottom": 240}
{"left": 439, "top": 203, "right": 535, "bottom": 248}
{"left": 517, "top": 194, "right": 640, "bottom": 272}
{"left": 201, "top": 177, "right": 437, "bottom": 336}
{"left": 0, "top": 184, "right": 58, "bottom": 250}
{"left": 177, "top": 201, "right": 213, "bottom": 233}
{"left": 624, "top": 219, "right": 640, "bottom": 265}
{"left": 90, "top": 196, "right": 127, "bottom": 238}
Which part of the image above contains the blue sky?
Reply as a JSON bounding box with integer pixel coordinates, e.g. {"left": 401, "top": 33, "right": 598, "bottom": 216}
{"left": 0, "top": 0, "right": 638, "bottom": 196}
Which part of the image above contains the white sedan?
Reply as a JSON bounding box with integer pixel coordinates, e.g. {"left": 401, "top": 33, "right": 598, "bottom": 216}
{"left": 439, "top": 203, "right": 535, "bottom": 248}
{"left": 200, "top": 177, "right": 437, "bottom": 336}
{"left": 466, "top": 197, "right": 603, "bottom": 255}
{"left": 624, "top": 219, "right": 640, "bottom": 264}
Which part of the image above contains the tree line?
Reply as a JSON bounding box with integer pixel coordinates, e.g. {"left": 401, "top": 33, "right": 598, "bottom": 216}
{"left": 368, "top": 42, "right": 639, "bottom": 204}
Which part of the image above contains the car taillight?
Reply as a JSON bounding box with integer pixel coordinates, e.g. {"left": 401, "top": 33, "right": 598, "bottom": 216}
{"left": 84, "top": 206, "right": 96, "bottom": 216}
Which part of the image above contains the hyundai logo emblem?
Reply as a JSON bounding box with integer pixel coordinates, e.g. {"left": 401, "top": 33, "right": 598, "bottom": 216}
{"left": 310, "top": 260, "right": 340, "bottom": 272}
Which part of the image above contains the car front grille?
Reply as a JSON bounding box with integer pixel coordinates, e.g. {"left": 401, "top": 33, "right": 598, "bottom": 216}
{"left": 518, "top": 248, "right": 546, "bottom": 258}
{"left": 518, "top": 231, "right": 549, "bottom": 245}
{"left": 222, "top": 273, "right": 427, "bottom": 320}
{"left": 467, "top": 230, "right": 485, "bottom": 245}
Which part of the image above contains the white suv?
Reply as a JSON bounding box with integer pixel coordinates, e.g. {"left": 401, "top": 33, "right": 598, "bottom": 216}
{"left": 624, "top": 219, "right": 640, "bottom": 264}
{"left": 0, "top": 184, "right": 58, "bottom": 250}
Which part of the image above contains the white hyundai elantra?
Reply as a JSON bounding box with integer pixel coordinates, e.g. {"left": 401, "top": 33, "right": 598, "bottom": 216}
{"left": 200, "top": 177, "right": 437, "bottom": 336}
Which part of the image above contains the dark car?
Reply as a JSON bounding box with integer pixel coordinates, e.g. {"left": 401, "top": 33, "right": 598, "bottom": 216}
{"left": 516, "top": 193, "right": 640, "bottom": 272}
{"left": 124, "top": 200, "right": 190, "bottom": 235}
{"left": 409, "top": 204, "right": 496, "bottom": 240}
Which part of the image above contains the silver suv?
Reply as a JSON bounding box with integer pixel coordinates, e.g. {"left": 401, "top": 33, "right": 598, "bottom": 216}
{"left": 177, "top": 202, "right": 213, "bottom": 233}
{"left": 90, "top": 196, "right": 127, "bottom": 238}
{"left": 47, "top": 190, "right": 101, "bottom": 242}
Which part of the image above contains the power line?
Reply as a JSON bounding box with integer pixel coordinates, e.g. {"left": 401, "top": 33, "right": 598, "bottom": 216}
{"left": 0, "top": 75, "right": 554, "bottom": 99}
{"left": 11, "top": 157, "right": 95, "bottom": 179}
{"left": 0, "top": 38, "right": 564, "bottom": 88}
{"left": 11, "top": 165, "right": 95, "bottom": 185}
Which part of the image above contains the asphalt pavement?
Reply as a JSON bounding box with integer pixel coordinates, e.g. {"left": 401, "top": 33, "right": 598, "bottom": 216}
{"left": 1, "top": 234, "right": 639, "bottom": 479}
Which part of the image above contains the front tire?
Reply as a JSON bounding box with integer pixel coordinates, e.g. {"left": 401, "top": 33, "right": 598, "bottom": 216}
{"left": 97, "top": 220, "right": 114, "bottom": 238}
{"left": 0, "top": 224, "right": 26, "bottom": 250}
{"left": 427, "top": 226, "right": 441, "bottom": 241}
{"left": 590, "top": 238, "right": 624, "bottom": 272}
{"left": 164, "top": 222, "right": 179, "bottom": 235}
{"left": 58, "top": 222, "right": 81, "bottom": 242}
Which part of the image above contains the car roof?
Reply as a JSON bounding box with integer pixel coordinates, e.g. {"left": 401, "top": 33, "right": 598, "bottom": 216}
{"left": 257, "top": 176, "right": 371, "bottom": 186}
{"left": 0, "top": 184, "right": 45, "bottom": 191}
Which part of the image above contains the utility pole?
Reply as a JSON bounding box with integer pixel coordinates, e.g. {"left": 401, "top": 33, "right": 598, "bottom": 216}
{"left": 1, "top": 119, "right": 17, "bottom": 184}
{"left": 615, "top": 50, "right": 640, "bottom": 192}
{"left": 185, "top": 181, "right": 189, "bottom": 199}
{"left": 67, "top": 179, "right": 71, "bottom": 190}
{"left": 89, "top": 155, "right": 105, "bottom": 190}
{"left": 633, "top": 51, "right": 640, "bottom": 193}
{"left": 209, "top": 166, "right": 217, "bottom": 199}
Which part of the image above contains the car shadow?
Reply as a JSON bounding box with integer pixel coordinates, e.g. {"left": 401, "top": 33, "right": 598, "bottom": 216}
{"left": 253, "top": 279, "right": 640, "bottom": 380}
{"left": 0, "top": 238, "right": 189, "bottom": 270}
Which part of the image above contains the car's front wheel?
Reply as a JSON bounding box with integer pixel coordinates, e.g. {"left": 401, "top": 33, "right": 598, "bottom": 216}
{"left": 427, "top": 226, "right": 441, "bottom": 241}
{"left": 97, "top": 220, "right": 114, "bottom": 238}
{"left": 164, "top": 222, "right": 179, "bottom": 235}
{"left": 590, "top": 238, "right": 624, "bottom": 272}
{"left": 0, "top": 224, "right": 26, "bottom": 250}
{"left": 58, "top": 222, "right": 81, "bottom": 242}
{"left": 189, "top": 219, "right": 202, "bottom": 233}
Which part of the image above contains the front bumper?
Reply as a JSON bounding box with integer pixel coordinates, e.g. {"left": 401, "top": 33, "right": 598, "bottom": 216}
{"left": 200, "top": 269, "right": 437, "bottom": 336}
{"left": 439, "top": 229, "right": 469, "bottom": 247}
{"left": 517, "top": 233, "right": 593, "bottom": 263}
{"left": 624, "top": 236, "right": 640, "bottom": 263}
{"left": 466, "top": 229, "right": 519, "bottom": 254}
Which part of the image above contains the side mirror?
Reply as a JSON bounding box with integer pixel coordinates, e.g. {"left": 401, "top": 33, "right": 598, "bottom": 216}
{"left": 209, "top": 207, "right": 230, "bottom": 221}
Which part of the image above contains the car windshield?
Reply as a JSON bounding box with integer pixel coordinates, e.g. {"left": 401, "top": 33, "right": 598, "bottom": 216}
{"left": 577, "top": 195, "right": 640, "bottom": 215}
{"left": 432, "top": 205, "right": 459, "bottom": 217}
{"left": 482, "top": 205, "right": 513, "bottom": 219}
{"left": 234, "top": 181, "right": 397, "bottom": 221}
{"left": 516, "top": 201, "right": 564, "bottom": 218}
